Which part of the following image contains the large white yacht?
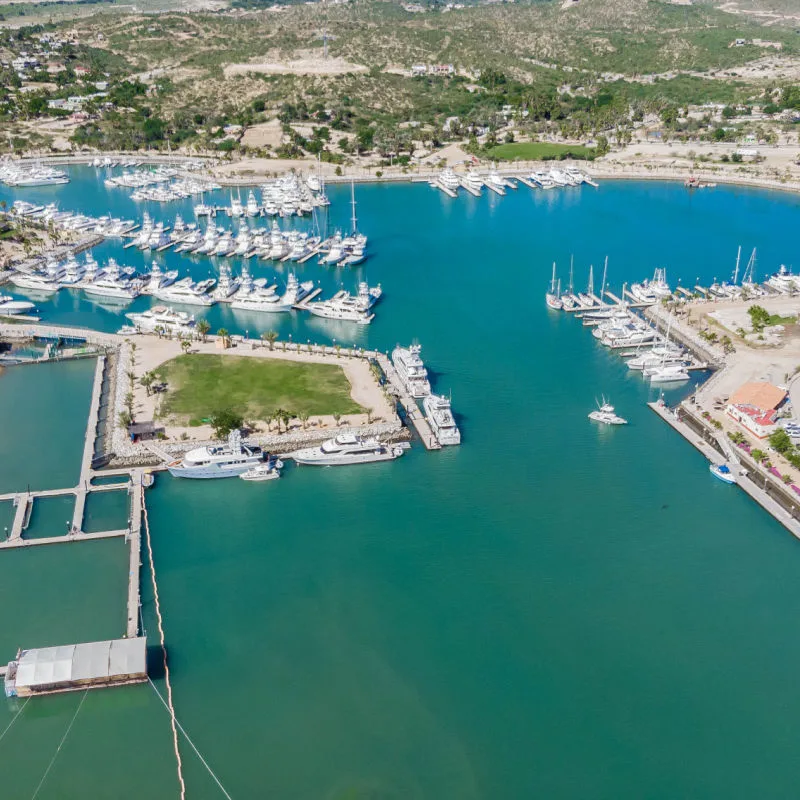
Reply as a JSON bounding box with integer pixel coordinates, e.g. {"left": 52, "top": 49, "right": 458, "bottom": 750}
{"left": 230, "top": 268, "right": 281, "bottom": 312}
{"left": 125, "top": 305, "right": 197, "bottom": 336}
{"left": 168, "top": 430, "right": 265, "bottom": 478}
{"left": 292, "top": 433, "right": 404, "bottom": 466}
{"left": 154, "top": 276, "right": 215, "bottom": 307}
{"left": 391, "top": 344, "right": 431, "bottom": 398}
{"left": 0, "top": 295, "right": 36, "bottom": 315}
{"left": 83, "top": 259, "right": 140, "bottom": 300}
{"left": 10, "top": 270, "right": 61, "bottom": 294}
{"left": 144, "top": 261, "right": 179, "bottom": 294}
{"left": 423, "top": 394, "right": 461, "bottom": 446}
{"left": 305, "top": 283, "right": 381, "bottom": 325}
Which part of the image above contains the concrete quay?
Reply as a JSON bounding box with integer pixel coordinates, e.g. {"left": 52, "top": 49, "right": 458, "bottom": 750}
{"left": 648, "top": 400, "right": 800, "bottom": 540}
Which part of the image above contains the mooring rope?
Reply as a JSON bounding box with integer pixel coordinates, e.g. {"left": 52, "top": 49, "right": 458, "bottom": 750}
{"left": 0, "top": 696, "right": 30, "bottom": 747}
{"left": 30, "top": 689, "right": 88, "bottom": 800}
{"left": 142, "top": 497, "right": 187, "bottom": 800}
{"left": 148, "top": 677, "right": 233, "bottom": 800}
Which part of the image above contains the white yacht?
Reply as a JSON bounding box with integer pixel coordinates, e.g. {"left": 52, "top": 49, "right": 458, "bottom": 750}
{"left": 588, "top": 400, "right": 627, "bottom": 426}
{"left": 168, "top": 430, "right": 264, "bottom": 479}
{"left": 647, "top": 364, "right": 690, "bottom": 384}
{"left": 0, "top": 295, "right": 36, "bottom": 315}
{"left": 84, "top": 259, "right": 139, "bottom": 300}
{"left": 125, "top": 305, "right": 196, "bottom": 336}
{"left": 464, "top": 170, "right": 483, "bottom": 193}
{"left": 246, "top": 191, "right": 261, "bottom": 217}
{"left": 230, "top": 268, "right": 281, "bottom": 312}
{"left": 154, "top": 276, "right": 215, "bottom": 307}
{"left": 391, "top": 344, "right": 431, "bottom": 398}
{"left": 144, "top": 261, "right": 179, "bottom": 294}
{"left": 438, "top": 167, "right": 461, "bottom": 191}
{"left": 212, "top": 264, "right": 241, "bottom": 300}
{"left": 305, "top": 283, "right": 380, "bottom": 324}
{"left": 546, "top": 263, "right": 562, "bottom": 310}
{"left": 228, "top": 195, "right": 245, "bottom": 218}
{"left": 239, "top": 456, "right": 283, "bottom": 481}
{"left": 292, "top": 434, "right": 405, "bottom": 466}
{"left": 10, "top": 271, "right": 61, "bottom": 294}
{"left": 423, "top": 394, "right": 461, "bottom": 446}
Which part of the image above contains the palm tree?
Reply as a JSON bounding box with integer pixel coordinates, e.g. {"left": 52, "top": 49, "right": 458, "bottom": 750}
{"left": 262, "top": 330, "right": 278, "bottom": 351}
{"left": 197, "top": 318, "right": 211, "bottom": 342}
{"left": 299, "top": 411, "right": 310, "bottom": 430}
{"left": 118, "top": 410, "right": 132, "bottom": 428}
{"left": 124, "top": 391, "right": 135, "bottom": 418}
{"left": 217, "top": 328, "right": 230, "bottom": 348}
{"left": 264, "top": 412, "right": 274, "bottom": 433}
{"left": 333, "top": 412, "right": 341, "bottom": 427}
{"left": 140, "top": 371, "right": 155, "bottom": 396}
{"left": 180, "top": 337, "right": 191, "bottom": 355}
{"left": 334, "top": 344, "right": 341, "bottom": 358}
{"left": 280, "top": 409, "right": 291, "bottom": 432}
{"left": 365, "top": 407, "right": 373, "bottom": 424}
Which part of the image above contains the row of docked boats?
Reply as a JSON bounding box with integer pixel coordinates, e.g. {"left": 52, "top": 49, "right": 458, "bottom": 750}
{"left": 0, "top": 161, "right": 69, "bottom": 187}
{"left": 11, "top": 200, "right": 138, "bottom": 238}
{"left": 133, "top": 213, "right": 368, "bottom": 267}
{"left": 166, "top": 428, "right": 407, "bottom": 479}
{"left": 546, "top": 261, "right": 672, "bottom": 311}
{"left": 433, "top": 165, "right": 597, "bottom": 198}
{"left": 391, "top": 343, "right": 461, "bottom": 446}
{"left": 9, "top": 251, "right": 382, "bottom": 323}
{"left": 194, "top": 174, "right": 329, "bottom": 219}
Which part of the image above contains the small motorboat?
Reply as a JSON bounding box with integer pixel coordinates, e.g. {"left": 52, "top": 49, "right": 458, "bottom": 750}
{"left": 709, "top": 463, "right": 736, "bottom": 485}
{"left": 239, "top": 458, "right": 284, "bottom": 482}
{"left": 141, "top": 470, "right": 155, "bottom": 488}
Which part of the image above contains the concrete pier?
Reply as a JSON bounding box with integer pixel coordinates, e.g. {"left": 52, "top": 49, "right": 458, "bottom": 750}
{"left": 0, "top": 529, "right": 128, "bottom": 550}
{"left": 648, "top": 400, "right": 800, "bottom": 540}
{"left": 376, "top": 354, "right": 441, "bottom": 450}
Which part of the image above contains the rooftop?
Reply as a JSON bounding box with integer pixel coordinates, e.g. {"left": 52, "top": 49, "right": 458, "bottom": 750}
{"left": 729, "top": 381, "right": 786, "bottom": 412}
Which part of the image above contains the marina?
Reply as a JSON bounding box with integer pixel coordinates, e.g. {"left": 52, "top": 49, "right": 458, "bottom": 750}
{"left": 5, "top": 173, "right": 800, "bottom": 798}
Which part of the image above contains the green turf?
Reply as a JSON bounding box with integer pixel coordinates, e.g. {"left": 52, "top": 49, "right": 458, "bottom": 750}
{"left": 487, "top": 142, "right": 594, "bottom": 161}
{"left": 154, "top": 354, "right": 363, "bottom": 422}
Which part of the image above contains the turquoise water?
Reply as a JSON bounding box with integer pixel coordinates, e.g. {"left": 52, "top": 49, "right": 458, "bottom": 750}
{"left": 0, "top": 358, "right": 94, "bottom": 492}
{"left": 82, "top": 488, "right": 129, "bottom": 533}
{"left": 2, "top": 175, "right": 800, "bottom": 797}
{"left": 24, "top": 495, "right": 74, "bottom": 539}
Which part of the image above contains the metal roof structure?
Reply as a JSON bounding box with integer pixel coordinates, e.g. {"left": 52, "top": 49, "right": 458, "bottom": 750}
{"left": 13, "top": 638, "right": 146, "bottom": 692}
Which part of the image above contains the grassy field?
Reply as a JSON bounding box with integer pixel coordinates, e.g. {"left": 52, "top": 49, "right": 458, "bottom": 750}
{"left": 154, "top": 354, "right": 363, "bottom": 424}
{"left": 487, "top": 142, "right": 595, "bottom": 161}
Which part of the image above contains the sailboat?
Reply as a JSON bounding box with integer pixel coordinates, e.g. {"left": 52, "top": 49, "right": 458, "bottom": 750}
{"left": 340, "top": 181, "right": 367, "bottom": 266}
{"left": 546, "top": 263, "right": 562, "bottom": 310}
{"left": 577, "top": 265, "right": 594, "bottom": 307}
{"left": 561, "top": 255, "right": 578, "bottom": 310}
{"left": 741, "top": 247, "right": 762, "bottom": 296}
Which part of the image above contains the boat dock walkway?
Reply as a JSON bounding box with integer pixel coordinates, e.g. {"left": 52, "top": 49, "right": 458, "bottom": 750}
{"left": 127, "top": 471, "right": 143, "bottom": 638}
{"left": 430, "top": 180, "right": 458, "bottom": 198}
{"left": 0, "top": 529, "right": 128, "bottom": 551}
{"left": 376, "top": 354, "right": 441, "bottom": 450}
{"left": 648, "top": 401, "right": 800, "bottom": 540}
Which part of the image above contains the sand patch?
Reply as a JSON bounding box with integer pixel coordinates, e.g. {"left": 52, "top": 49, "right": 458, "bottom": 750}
{"left": 224, "top": 55, "right": 367, "bottom": 78}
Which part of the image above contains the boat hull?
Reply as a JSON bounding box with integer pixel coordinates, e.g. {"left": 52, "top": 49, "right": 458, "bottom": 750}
{"left": 293, "top": 450, "right": 399, "bottom": 466}
{"left": 167, "top": 461, "right": 260, "bottom": 479}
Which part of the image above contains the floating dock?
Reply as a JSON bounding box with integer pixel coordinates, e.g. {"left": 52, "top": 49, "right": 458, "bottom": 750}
{"left": 430, "top": 180, "right": 458, "bottom": 198}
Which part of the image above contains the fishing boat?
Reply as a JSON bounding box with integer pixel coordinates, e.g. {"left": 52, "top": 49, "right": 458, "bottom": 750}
{"left": 546, "top": 263, "right": 562, "bottom": 310}
{"left": 588, "top": 399, "right": 627, "bottom": 426}
{"left": 709, "top": 463, "right": 736, "bottom": 485}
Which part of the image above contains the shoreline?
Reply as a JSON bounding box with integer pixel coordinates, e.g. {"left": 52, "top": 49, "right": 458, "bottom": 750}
{"left": 12, "top": 153, "right": 800, "bottom": 196}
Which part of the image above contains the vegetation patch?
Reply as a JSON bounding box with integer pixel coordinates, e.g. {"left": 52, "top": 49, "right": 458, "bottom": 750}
{"left": 153, "top": 354, "right": 363, "bottom": 424}
{"left": 487, "top": 142, "right": 595, "bottom": 161}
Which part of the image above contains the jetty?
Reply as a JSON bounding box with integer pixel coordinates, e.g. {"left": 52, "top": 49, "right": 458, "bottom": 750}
{"left": 376, "top": 353, "right": 441, "bottom": 450}
{"left": 648, "top": 400, "right": 800, "bottom": 540}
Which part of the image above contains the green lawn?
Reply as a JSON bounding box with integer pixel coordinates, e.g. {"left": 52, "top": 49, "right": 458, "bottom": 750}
{"left": 487, "top": 142, "right": 594, "bottom": 162}
{"left": 154, "top": 354, "right": 363, "bottom": 424}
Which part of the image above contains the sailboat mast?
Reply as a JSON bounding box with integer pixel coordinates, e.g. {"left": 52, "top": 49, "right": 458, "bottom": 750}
{"left": 733, "top": 245, "right": 741, "bottom": 285}
{"left": 568, "top": 255, "right": 574, "bottom": 295}
{"left": 350, "top": 180, "right": 357, "bottom": 235}
{"left": 599, "top": 256, "right": 608, "bottom": 306}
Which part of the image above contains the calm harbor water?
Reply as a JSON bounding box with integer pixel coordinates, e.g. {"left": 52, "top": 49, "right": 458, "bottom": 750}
{"left": 2, "top": 172, "right": 800, "bottom": 797}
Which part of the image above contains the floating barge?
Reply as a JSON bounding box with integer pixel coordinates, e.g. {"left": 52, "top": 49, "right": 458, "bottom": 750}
{"left": 4, "top": 637, "right": 147, "bottom": 697}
